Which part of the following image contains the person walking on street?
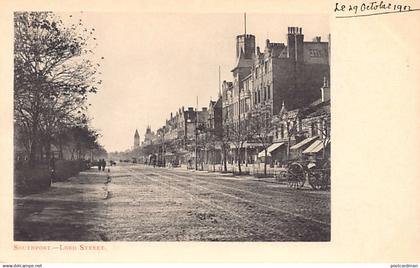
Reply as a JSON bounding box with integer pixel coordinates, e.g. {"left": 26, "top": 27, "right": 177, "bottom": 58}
{"left": 49, "top": 155, "right": 56, "bottom": 186}
{"left": 102, "top": 158, "right": 106, "bottom": 171}
{"left": 98, "top": 159, "right": 102, "bottom": 171}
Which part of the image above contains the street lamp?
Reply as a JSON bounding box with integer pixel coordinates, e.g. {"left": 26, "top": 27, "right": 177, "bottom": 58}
{"left": 195, "top": 125, "right": 198, "bottom": 170}
{"left": 162, "top": 128, "right": 166, "bottom": 167}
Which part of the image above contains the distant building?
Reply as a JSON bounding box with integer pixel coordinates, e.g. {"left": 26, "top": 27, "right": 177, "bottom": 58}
{"left": 207, "top": 96, "right": 223, "bottom": 136}
{"left": 134, "top": 129, "right": 140, "bottom": 149}
{"left": 142, "top": 125, "right": 155, "bottom": 146}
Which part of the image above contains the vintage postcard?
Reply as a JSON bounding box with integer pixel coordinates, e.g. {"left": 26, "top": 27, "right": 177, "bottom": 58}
{"left": 0, "top": 0, "right": 419, "bottom": 264}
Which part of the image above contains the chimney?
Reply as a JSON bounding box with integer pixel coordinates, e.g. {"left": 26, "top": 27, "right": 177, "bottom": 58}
{"left": 287, "top": 26, "right": 296, "bottom": 59}
{"left": 321, "top": 77, "right": 330, "bottom": 102}
{"left": 170, "top": 112, "right": 173, "bottom": 119}
{"left": 313, "top": 36, "right": 321, "bottom": 42}
{"left": 287, "top": 26, "right": 304, "bottom": 62}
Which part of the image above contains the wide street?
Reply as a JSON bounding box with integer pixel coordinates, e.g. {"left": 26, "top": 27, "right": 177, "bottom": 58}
{"left": 14, "top": 164, "right": 330, "bottom": 241}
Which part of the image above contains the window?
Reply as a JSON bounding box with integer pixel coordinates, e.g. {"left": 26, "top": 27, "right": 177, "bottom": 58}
{"left": 309, "top": 49, "right": 322, "bottom": 57}
{"left": 319, "top": 120, "right": 323, "bottom": 135}
{"left": 264, "top": 61, "right": 268, "bottom": 74}
{"left": 311, "top": 122, "right": 317, "bottom": 136}
{"left": 280, "top": 124, "right": 284, "bottom": 139}
{"left": 267, "top": 85, "right": 271, "bottom": 99}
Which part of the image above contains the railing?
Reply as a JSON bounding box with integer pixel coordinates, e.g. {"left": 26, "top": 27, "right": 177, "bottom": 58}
{"left": 194, "top": 162, "right": 288, "bottom": 178}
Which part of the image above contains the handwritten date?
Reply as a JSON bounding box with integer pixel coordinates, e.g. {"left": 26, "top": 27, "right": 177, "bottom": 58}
{"left": 335, "top": 1, "right": 411, "bottom": 15}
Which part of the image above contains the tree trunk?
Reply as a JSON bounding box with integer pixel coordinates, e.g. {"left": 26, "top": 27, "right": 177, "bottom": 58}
{"left": 237, "top": 147, "right": 242, "bottom": 173}
{"left": 28, "top": 121, "right": 38, "bottom": 167}
{"left": 223, "top": 146, "right": 227, "bottom": 172}
{"left": 58, "top": 138, "right": 64, "bottom": 159}
{"left": 264, "top": 148, "right": 267, "bottom": 176}
{"left": 45, "top": 138, "right": 51, "bottom": 166}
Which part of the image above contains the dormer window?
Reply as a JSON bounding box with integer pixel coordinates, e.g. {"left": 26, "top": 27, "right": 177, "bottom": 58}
{"left": 309, "top": 49, "right": 322, "bottom": 57}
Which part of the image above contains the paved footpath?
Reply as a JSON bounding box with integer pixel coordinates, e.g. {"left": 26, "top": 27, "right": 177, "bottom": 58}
{"left": 14, "top": 164, "right": 330, "bottom": 241}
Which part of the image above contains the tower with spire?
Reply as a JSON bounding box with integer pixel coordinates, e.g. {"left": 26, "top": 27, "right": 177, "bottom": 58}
{"left": 134, "top": 129, "right": 140, "bottom": 149}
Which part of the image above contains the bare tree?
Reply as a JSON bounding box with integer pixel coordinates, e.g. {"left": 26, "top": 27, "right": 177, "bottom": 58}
{"left": 274, "top": 108, "right": 302, "bottom": 163}
{"left": 14, "top": 12, "right": 103, "bottom": 166}
{"left": 213, "top": 111, "right": 232, "bottom": 172}
{"left": 249, "top": 108, "right": 276, "bottom": 176}
{"left": 226, "top": 114, "right": 257, "bottom": 174}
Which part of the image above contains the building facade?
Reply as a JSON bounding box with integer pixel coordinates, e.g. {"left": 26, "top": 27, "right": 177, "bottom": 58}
{"left": 137, "top": 25, "right": 330, "bottom": 169}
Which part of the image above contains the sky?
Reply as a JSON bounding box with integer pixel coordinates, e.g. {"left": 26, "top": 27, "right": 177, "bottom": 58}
{"left": 67, "top": 13, "right": 329, "bottom": 152}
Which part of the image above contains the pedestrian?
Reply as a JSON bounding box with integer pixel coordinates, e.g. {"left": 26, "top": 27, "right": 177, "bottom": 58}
{"left": 49, "top": 155, "right": 56, "bottom": 185}
{"left": 102, "top": 158, "right": 106, "bottom": 171}
{"left": 98, "top": 159, "right": 102, "bottom": 171}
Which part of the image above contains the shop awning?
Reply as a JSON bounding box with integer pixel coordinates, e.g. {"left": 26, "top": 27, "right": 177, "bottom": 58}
{"left": 243, "top": 141, "right": 264, "bottom": 148}
{"left": 303, "top": 139, "right": 329, "bottom": 154}
{"left": 290, "top": 136, "right": 318, "bottom": 150}
{"left": 176, "top": 150, "right": 189, "bottom": 155}
{"left": 258, "top": 142, "right": 284, "bottom": 158}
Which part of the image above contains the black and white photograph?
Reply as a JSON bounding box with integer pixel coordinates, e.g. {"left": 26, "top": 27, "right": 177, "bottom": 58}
{"left": 1, "top": 0, "right": 420, "bottom": 265}
{"left": 12, "top": 12, "right": 331, "bottom": 242}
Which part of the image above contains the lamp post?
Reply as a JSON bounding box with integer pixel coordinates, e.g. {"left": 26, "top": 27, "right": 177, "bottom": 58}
{"left": 195, "top": 96, "right": 199, "bottom": 171}
{"left": 195, "top": 125, "right": 198, "bottom": 170}
{"left": 162, "top": 126, "right": 166, "bottom": 167}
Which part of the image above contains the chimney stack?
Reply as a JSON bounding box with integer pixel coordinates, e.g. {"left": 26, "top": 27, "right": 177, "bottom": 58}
{"left": 321, "top": 77, "right": 330, "bottom": 102}
{"left": 287, "top": 26, "right": 304, "bottom": 62}
{"left": 313, "top": 36, "right": 321, "bottom": 42}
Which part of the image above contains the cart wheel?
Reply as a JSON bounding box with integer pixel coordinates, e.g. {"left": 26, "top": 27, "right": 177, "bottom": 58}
{"left": 288, "top": 163, "right": 305, "bottom": 189}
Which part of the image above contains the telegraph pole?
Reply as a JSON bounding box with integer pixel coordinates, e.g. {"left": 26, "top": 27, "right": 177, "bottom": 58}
{"left": 195, "top": 96, "right": 198, "bottom": 170}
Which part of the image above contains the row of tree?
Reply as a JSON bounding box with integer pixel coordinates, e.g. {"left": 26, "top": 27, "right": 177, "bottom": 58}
{"left": 196, "top": 108, "right": 291, "bottom": 175}
{"left": 195, "top": 105, "right": 330, "bottom": 176}
{"left": 14, "top": 12, "right": 106, "bottom": 166}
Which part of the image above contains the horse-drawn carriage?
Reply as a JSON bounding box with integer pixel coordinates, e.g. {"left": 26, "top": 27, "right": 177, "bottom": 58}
{"left": 277, "top": 159, "right": 330, "bottom": 190}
